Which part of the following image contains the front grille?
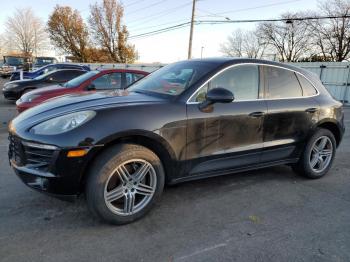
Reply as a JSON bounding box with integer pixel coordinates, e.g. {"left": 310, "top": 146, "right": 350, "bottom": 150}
{"left": 8, "top": 135, "right": 25, "bottom": 166}
{"left": 9, "top": 135, "right": 56, "bottom": 172}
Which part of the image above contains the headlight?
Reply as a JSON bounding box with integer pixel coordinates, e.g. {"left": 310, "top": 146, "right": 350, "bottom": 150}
{"left": 22, "top": 94, "right": 41, "bottom": 102}
{"left": 4, "top": 84, "right": 18, "bottom": 90}
{"left": 30, "top": 111, "right": 96, "bottom": 135}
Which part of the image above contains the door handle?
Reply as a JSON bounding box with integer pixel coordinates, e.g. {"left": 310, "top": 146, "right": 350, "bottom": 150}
{"left": 249, "top": 111, "right": 265, "bottom": 118}
{"left": 305, "top": 107, "right": 318, "bottom": 113}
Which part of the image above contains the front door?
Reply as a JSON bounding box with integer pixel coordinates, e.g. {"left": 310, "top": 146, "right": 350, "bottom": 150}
{"left": 185, "top": 64, "right": 267, "bottom": 176}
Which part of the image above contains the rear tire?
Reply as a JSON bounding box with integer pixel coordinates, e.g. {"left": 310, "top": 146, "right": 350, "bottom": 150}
{"left": 292, "top": 128, "right": 336, "bottom": 179}
{"left": 86, "top": 144, "right": 165, "bottom": 225}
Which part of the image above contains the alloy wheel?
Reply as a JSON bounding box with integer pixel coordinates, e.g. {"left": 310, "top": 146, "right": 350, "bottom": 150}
{"left": 309, "top": 136, "right": 333, "bottom": 173}
{"left": 104, "top": 159, "right": 157, "bottom": 216}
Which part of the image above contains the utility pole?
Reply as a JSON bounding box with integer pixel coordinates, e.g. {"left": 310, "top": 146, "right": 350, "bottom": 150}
{"left": 187, "top": 0, "right": 196, "bottom": 59}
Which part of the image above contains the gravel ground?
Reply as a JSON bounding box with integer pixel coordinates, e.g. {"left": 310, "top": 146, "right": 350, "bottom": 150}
{"left": 0, "top": 76, "right": 349, "bottom": 262}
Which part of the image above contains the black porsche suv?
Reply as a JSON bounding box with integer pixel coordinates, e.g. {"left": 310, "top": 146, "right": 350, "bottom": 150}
{"left": 8, "top": 58, "right": 345, "bottom": 224}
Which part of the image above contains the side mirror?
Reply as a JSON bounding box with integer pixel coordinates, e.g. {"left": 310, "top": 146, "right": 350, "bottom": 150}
{"left": 86, "top": 84, "right": 96, "bottom": 91}
{"left": 199, "top": 87, "right": 234, "bottom": 110}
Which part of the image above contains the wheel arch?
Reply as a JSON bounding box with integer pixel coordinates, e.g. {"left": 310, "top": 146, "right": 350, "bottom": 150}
{"left": 315, "top": 119, "right": 342, "bottom": 146}
{"left": 22, "top": 87, "right": 36, "bottom": 95}
{"left": 80, "top": 130, "right": 177, "bottom": 190}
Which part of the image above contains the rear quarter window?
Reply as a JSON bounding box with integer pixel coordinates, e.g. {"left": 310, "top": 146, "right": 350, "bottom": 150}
{"left": 296, "top": 74, "right": 318, "bottom": 96}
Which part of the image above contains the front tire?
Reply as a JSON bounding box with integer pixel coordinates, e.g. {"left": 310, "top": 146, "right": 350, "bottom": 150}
{"left": 86, "top": 144, "right": 165, "bottom": 225}
{"left": 292, "top": 128, "right": 336, "bottom": 179}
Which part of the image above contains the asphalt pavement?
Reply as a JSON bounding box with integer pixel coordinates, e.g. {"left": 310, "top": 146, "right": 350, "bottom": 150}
{"left": 0, "top": 76, "right": 349, "bottom": 262}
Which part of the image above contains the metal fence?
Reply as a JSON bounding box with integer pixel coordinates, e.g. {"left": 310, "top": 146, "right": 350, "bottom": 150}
{"left": 290, "top": 62, "right": 350, "bottom": 104}
{"left": 85, "top": 63, "right": 164, "bottom": 73}
{"left": 82, "top": 61, "right": 350, "bottom": 105}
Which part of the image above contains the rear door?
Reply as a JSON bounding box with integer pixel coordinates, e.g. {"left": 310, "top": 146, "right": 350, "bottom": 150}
{"left": 262, "top": 66, "right": 319, "bottom": 163}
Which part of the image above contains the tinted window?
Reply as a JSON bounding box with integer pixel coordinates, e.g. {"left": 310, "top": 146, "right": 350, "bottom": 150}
{"left": 62, "top": 70, "right": 85, "bottom": 81}
{"left": 266, "top": 66, "right": 302, "bottom": 99}
{"left": 65, "top": 71, "right": 99, "bottom": 88}
{"left": 192, "top": 65, "right": 260, "bottom": 102}
{"left": 47, "top": 70, "right": 83, "bottom": 82}
{"left": 297, "top": 74, "right": 317, "bottom": 96}
{"left": 92, "top": 73, "right": 122, "bottom": 90}
{"left": 47, "top": 71, "right": 65, "bottom": 82}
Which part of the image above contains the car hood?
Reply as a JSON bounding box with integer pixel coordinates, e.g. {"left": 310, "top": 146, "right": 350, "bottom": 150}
{"left": 12, "top": 90, "right": 166, "bottom": 129}
{"left": 22, "top": 84, "right": 65, "bottom": 95}
{"left": 5, "top": 78, "right": 40, "bottom": 88}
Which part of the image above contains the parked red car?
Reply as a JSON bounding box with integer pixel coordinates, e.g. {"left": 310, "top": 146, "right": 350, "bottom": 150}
{"left": 16, "top": 69, "right": 149, "bottom": 112}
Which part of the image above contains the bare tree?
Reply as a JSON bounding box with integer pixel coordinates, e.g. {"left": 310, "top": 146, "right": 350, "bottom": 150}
{"left": 220, "top": 29, "right": 267, "bottom": 58}
{"left": 48, "top": 6, "right": 90, "bottom": 62}
{"left": 220, "top": 29, "right": 244, "bottom": 57}
{"left": 307, "top": 0, "right": 350, "bottom": 61}
{"left": 257, "top": 13, "right": 312, "bottom": 62}
{"left": 4, "top": 8, "right": 47, "bottom": 56}
{"left": 89, "top": 0, "right": 137, "bottom": 63}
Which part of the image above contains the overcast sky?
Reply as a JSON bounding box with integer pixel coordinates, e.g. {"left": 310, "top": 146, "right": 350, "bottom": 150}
{"left": 0, "top": 0, "right": 320, "bottom": 63}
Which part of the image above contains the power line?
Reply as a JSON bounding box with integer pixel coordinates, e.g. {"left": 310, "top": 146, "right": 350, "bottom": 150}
{"left": 130, "top": 18, "right": 190, "bottom": 33}
{"left": 129, "top": 22, "right": 191, "bottom": 39}
{"left": 196, "top": 8, "right": 231, "bottom": 20}
{"left": 199, "top": 0, "right": 303, "bottom": 17}
{"left": 128, "top": 15, "right": 350, "bottom": 40}
{"left": 123, "top": 0, "right": 148, "bottom": 8}
{"left": 126, "top": 0, "right": 170, "bottom": 16}
{"left": 127, "top": 1, "right": 192, "bottom": 27}
{"left": 197, "top": 15, "right": 350, "bottom": 24}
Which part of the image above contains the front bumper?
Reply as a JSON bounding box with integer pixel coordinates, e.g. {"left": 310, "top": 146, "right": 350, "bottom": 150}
{"left": 3, "top": 89, "right": 20, "bottom": 100}
{"left": 16, "top": 101, "right": 32, "bottom": 113}
{"left": 8, "top": 135, "right": 97, "bottom": 197}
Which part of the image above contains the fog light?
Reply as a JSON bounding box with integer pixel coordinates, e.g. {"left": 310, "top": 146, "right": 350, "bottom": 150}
{"left": 67, "top": 149, "right": 88, "bottom": 158}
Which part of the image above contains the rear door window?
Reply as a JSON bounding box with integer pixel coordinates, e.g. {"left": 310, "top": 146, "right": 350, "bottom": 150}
{"left": 265, "top": 66, "right": 303, "bottom": 99}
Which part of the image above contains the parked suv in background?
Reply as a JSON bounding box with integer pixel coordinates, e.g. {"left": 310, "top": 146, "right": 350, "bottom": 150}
{"left": 10, "top": 63, "right": 90, "bottom": 81}
{"left": 16, "top": 69, "right": 148, "bottom": 112}
{"left": 0, "top": 56, "right": 29, "bottom": 78}
{"left": 8, "top": 58, "right": 344, "bottom": 224}
{"left": 3, "top": 69, "right": 87, "bottom": 100}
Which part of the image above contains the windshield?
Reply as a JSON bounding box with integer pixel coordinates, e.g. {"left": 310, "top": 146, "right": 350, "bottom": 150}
{"left": 64, "top": 71, "right": 99, "bottom": 88}
{"left": 4, "top": 57, "right": 24, "bottom": 66}
{"left": 128, "top": 61, "right": 216, "bottom": 96}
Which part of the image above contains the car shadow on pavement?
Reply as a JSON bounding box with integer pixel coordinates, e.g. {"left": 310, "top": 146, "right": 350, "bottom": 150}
{"left": 3, "top": 165, "right": 305, "bottom": 229}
